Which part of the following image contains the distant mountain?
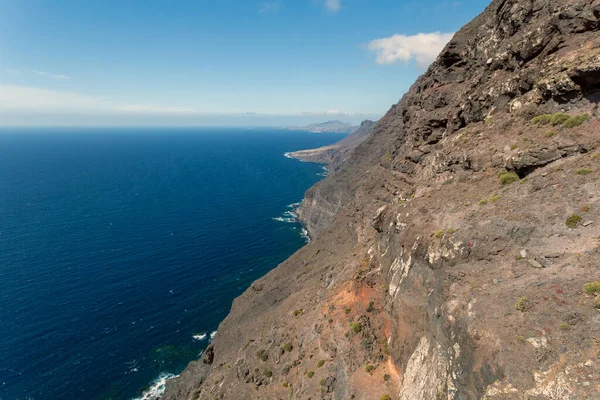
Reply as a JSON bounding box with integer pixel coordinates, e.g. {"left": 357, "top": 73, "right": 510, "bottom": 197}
{"left": 286, "top": 120, "right": 356, "bottom": 134}
{"left": 287, "top": 119, "right": 376, "bottom": 171}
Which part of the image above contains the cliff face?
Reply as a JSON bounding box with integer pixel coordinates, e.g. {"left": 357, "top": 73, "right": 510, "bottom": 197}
{"left": 163, "top": 1, "right": 600, "bottom": 399}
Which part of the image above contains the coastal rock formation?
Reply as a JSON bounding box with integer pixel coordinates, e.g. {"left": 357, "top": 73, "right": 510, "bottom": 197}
{"left": 288, "top": 120, "right": 376, "bottom": 169}
{"left": 163, "top": 0, "right": 600, "bottom": 399}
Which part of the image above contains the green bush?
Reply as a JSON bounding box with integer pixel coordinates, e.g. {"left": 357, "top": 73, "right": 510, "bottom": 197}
{"left": 550, "top": 113, "right": 570, "bottom": 126}
{"left": 531, "top": 114, "right": 553, "bottom": 125}
{"left": 264, "top": 369, "right": 273, "bottom": 378}
{"left": 498, "top": 171, "right": 520, "bottom": 185}
{"left": 583, "top": 282, "right": 600, "bottom": 295}
{"left": 282, "top": 343, "right": 292, "bottom": 353}
{"left": 317, "top": 360, "right": 325, "bottom": 368}
{"left": 380, "top": 396, "right": 392, "bottom": 400}
{"left": 293, "top": 309, "right": 304, "bottom": 317}
{"left": 344, "top": 307, "right": 351, "bottom": 314}
{"left": 575, "top": 168, "right": 593, "bottom": 175}
{"left": 566, "top": 214, "right": 582, "bottom": 228}
{"left": 563, "top": 114, "right": 590, "bottom": 128}
{"left": 531, "top": 113, "right": 590, "bottom": 128}
{"left": 515, "top": 296, "right": 531, "bottom": 312}
{"left": 365, "top": 364, "right": 375, "bottom": 374}
{"left": 307, "top": 371, "right": 314, "bottom": 378}
{"left": 383, "top": 374, "right": 391, "bottom": 382}
{"left": 350, "top": 322, "right": 361, "bottom": 334}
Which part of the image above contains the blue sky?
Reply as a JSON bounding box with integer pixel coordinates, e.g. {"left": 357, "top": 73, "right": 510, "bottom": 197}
{"left": 0, "top": 0, "right": 490, "bottom": 126}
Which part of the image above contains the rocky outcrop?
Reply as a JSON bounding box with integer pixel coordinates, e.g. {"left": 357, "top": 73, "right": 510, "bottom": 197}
{"left": 163, "top": 1, "right": 600, "bottom": 399}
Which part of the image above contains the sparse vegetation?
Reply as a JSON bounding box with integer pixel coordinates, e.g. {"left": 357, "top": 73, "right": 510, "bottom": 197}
{"left": 575, "top": 168, "right": 593, "bottom": 175}
{"left": 531, "top": 114, "right": 552, "bottom": 125}
{"left": 566, "top": 214, "right": 582, "bottom": 228}
{"left": 510, "top": 143, "right": 518, "bottom": 150}
{"left": 344, "top": 307, "right": 351, "bottom": 314}
{"left": 264, "top": 369, "right": 273, "bottom": 378}
{"left": 545, "top": 130, "right": 556, "bottom": 138}
{"left": 485, "top": 116, "right": 494, "bottom": 126}
{"left": 383, "top": 374, "right": 390, "bottom": 382}
{"left": 488, "top": 194, "right": 502, "bottom": 203}
{"left": 293, "top": 309, "right": 304, "bottom": 317}
{"left": 365, "top": 364, "right": 375, "bottom": 374}
{"left": 581, "top": 204, "right": 590, "bottom": 213}
{"left": 594, "top": 296, "right": 600, "bottom": 309}
{"left": 583, "top": 282, "right": 600, "bottom": 295}
{"left": 257, "top": 349, "right": 268, "bottom": 362}
{"left": 380, "top": 396, "right": 392, "bottom": 400}
{"left": 498, "top": 170, "right": 520, "bottom": 185}
{"left": 282, "top": 343, "right": 292, "bottom": 353}
{"left": 350, "top": 322, "right": 361, "bottom": 334}
{"left": 559, "top": 322, "right": 570, "bottom": 331}
{"left": 307, "top": 371, "right": 314, "bottom": 378}
{"left": 531, "top": 113, "right": 590, "bottom": 128}
{"left": 434, "top": 229, "right": 444, "bottom": 239}
{"left": 563, "top": 114, "right": 590, "bottom": 128}
{"left": 550, "top": 113, "right": 570, "bottom": 126}
{"left": 480, "top": 194, "right": 501, "bottom": 206}
{"left": 317, "top": 360, "right": 325, "bottom": 368}
{"left": 517, "top": 335, "right": 525, "bottom": 342}
{"left": 515, "top": 296, "right": 531, "bottom": 312}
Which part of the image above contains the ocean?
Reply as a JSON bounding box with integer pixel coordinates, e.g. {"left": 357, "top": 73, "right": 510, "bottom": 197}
{"left": 0, "top": 128, "right": 344, "bottom": 400}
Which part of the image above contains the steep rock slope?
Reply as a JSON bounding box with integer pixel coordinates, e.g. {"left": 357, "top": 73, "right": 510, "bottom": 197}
{"left": 163, "top": 0, "right": 600, "bottom": 399}
{"left": 288, "top": 120, "right": 376, "bottom": 170}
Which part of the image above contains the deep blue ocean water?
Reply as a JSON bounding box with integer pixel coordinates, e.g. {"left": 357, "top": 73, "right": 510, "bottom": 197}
{"left": 0, "top": 128, "right": 344, "bottom": 400}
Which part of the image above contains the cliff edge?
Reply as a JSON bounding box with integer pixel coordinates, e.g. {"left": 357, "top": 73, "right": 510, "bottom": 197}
{"left": 164, "top": 0, "right": 600, "bottom": 398}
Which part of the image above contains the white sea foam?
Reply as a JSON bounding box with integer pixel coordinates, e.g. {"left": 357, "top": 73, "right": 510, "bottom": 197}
{"left": 300, "top": 228, "right": 311, "bottom": 243}
{"left": 317, "top": 166, "right": 329, "bottom": 177}
{"left": 133, "top": 373, "right": 178, "bottom": 400}
{"left": 192, "top": 333, "right": 207, "bottom": 341}
{"left": 273, "top": 216, "right": 296, "bottom": 223}
{"left": 210, "top": 331, "right": 217, "bottom": 340}
{"left": 284, "top": 152, "right": 293, "bottom": 159}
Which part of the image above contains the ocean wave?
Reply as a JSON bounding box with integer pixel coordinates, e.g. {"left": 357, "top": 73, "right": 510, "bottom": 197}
{"left": 133, "top": 373, "right": 178, "bottom": 400}
{"left": 317, "top": 166, "right": 329, "bottom": 177}
{"left": 209, "top": 331, "right": 217, "bottom": 340}
{"left": 283, "top": 152, "right": 293, "bottom": 159}
{"left": 192, "top": 333, "right": 207, "bottom": 341}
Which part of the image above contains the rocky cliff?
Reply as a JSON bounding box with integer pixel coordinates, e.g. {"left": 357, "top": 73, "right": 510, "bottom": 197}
{"left": 163, "top": 0, "right": 600, "bottom": 399}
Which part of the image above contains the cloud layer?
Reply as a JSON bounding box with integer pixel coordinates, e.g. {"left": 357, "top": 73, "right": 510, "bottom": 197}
{"left": 368, "top": 32, "right": 454, "bottom": 68}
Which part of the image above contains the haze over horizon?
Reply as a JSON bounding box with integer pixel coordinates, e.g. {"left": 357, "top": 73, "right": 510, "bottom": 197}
{"left": 0, "top": 0, "right": 490, "bottom": 126}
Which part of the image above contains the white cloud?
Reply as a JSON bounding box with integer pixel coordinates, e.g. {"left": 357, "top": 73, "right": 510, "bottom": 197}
{"left": 324, "top": 0, "right": 340, "bottom": 12}
{"left": 259, "top": 0, "right": 282, "bottom": 13}
{"left": 368, "top": 32, "right": 454, "bottom": 68}
{"left": 32, "top": 70, "right": 70, "bottom": 80}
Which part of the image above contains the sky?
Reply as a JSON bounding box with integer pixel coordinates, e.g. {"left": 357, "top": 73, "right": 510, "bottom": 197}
{"left": 0, "top": 0, "right": 491, "bottom": 126}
